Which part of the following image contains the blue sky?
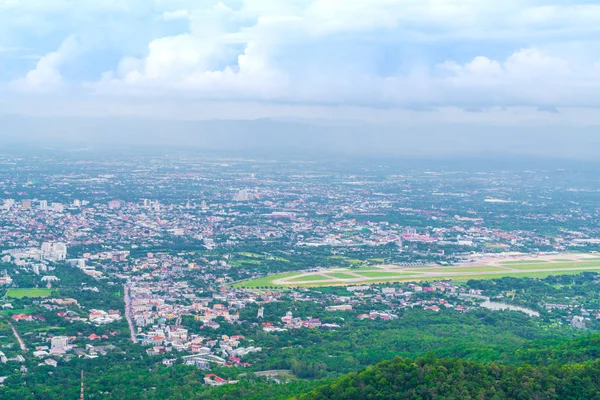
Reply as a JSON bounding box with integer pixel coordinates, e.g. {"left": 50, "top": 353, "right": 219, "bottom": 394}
{"left": 2, "top": 0, "right": 600, "bottom": 124}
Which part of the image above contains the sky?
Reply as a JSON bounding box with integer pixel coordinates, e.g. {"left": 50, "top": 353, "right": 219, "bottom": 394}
{"left": 2, "top": 0, "right": 600, "bottom": 126}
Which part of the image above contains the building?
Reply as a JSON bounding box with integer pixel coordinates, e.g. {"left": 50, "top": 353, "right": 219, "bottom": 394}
{"left": 39, "top": 200, "right": 48, "bottom": 211}
{"left": 0, "top": 275, "right": 13, "bottom": 286}
{"left": 21, "top": 200, "right": 32, "bottom": 210}
{"left": 570, "top": 316, "right": 586, "bottom": 329}
{"left": 51, "top": 336, "right": 69, "bottom": 352}
{"left": 233, "top": 190, "right": 249, "bottom": 202}
{"left": 108, "top": 200, "right": 123, "bottom": 209}
{"left": 204, "top": 374, "right": 227, "bottom": 386}
{"left": 41, "top": 242, "right": 67, "bottom": 261}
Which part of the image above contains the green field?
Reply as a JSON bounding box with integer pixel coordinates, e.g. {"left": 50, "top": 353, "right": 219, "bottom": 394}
{"left": 509, "top": 264, "right": 600, "bottom": 271}
{"left": 506, "top": 261, "right": 600, "bottom": 270}
{"left": 234, "top": 272, "right": 300, "bottom": 288}
{"left": 238, "top": 252, "right": 262, "bottom": 258}
{"left": 416, "top": 266, "right": 505, "bottom": 273}
{"left": 327, "top": 273, "right": 360, "bottom": 279}
{"left": 292, "top": 275, "right": 331, "bottom": 282}
{"left": 347, "top": 267, "right": 386, "bottom": 272}
{"left": 500, "top": 260, "right": 548, "bottom": 265}
{"left": 239, "top": 259, "right": 600, "bottom": 288}
{"left": 5, "top": 288, "right": 52, "bottom": 299}
{"left": 355, "top": 271, "right": 414, "bottom": 278}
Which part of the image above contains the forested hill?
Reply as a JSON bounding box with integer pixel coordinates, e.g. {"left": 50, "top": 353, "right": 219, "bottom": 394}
{"left": 297, "top": 356, "right": 600, "bottom": 400}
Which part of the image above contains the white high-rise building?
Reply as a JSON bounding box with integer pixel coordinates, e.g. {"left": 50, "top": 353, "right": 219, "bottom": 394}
{"left": 108, "top": 200, "right": 122, "bottom": 209}
{"left": 3, "top": 199, "right": 15, "bottom": 210}
{"left": 53, "top": 243, "right": 67, "bottom": 260}
{"left": 41, "top": 242, "right": 67, "bottom": 261}
{"left": 39, "top": 200, "right": 48, "bottom": 210}
{"left": 51, "top": 336, "right": 69, "bottom": 352}
{"left": 233, "top": 190, "right": 249, "bottom": 201}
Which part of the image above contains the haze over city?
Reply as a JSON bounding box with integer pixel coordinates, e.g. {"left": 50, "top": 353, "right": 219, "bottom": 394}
{"left": 2, "top": 3, "right": 600, "bottom": 399}
{"left": 2, "top": 0, "right": 600, "bottom": 158}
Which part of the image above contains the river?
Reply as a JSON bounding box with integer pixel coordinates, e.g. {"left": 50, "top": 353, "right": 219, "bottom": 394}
{"left": 480, "top": 300, "right": 539, "bottom": 317}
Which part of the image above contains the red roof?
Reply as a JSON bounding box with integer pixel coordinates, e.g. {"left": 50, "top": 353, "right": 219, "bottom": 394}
{"left": 88, "top": 334, "right": 101, "bottom": 340}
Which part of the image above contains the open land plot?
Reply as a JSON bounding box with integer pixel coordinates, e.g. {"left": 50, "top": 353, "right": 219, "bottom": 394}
{"left": 499, "top": 260, "right": 548, "bottom": 265}
{"left": 242, "top": 256, "right": 600, "bottom": 288}
{"left": 238, "top": 254, "right": 600, "bottom": 288}
{"left": 346, "top": 267, "right": 388, "bottom": 272}
{"left": 327, "top": 273, "right": 360, "bottom": 279}
{"left": 234, "top": 272, "right": 300, "bottom": 288}
{"left": 238, "top": 252, "right": 263, "bottom": 258}
{"left": 506, "top": 261, "right": 600, "bottom": 270}
{"left": 355, "top": 271, "right": 415, "bottom": 278}
{"left": 414, "top": 266, "right": 506, "bottom": 273}
{"left": 5, "top": 288, "right": 52, "bottom": 299}
{"left": 291, "top": 275, "right": 332, "bottom": 282}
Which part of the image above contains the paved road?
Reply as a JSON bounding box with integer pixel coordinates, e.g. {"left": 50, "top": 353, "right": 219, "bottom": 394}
{"left": 123, "top": 285, "right": 136, "bottom": 343}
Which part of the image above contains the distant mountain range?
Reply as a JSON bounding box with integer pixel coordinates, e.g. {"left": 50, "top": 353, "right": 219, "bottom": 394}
{"left": 1, "top": 115, "right": 600, "bottom": 161}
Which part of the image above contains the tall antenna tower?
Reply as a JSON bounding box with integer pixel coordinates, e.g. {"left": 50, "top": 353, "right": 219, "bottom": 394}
{"left": 80, "top": 370, "right": 84, "bottom": 400}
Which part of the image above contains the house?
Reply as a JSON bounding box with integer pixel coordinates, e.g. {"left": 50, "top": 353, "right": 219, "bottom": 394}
{"left": 204, "top": 374, "right": 227, "bottom": 386}
{"left": 12, "top": 313, "right": 33, "bottom": 322}
{"left": 44, "top": 358, "right": 58, "bottom": 368}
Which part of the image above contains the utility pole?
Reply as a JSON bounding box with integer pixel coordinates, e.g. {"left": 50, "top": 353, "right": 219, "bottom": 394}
{"left": 80, "top": 370, "right": 84, "bottom": 400}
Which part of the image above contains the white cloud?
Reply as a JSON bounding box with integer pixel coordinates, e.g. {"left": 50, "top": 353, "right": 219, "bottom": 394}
{"left": 3, "top": 0, "right": 600, "bottom": 119}
{"left": 161, "top": 9, "right": 189, "bottom": 21}
{"left": 12, "top": 35, "right": 78, "bottom": 93}
{"left": 433, "top": 48, "right": 600, "bottom": 106}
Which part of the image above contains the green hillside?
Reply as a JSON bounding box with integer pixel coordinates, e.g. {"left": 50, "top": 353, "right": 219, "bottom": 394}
{"left": 299, "top": 356, "right": 600, "bottom": 400}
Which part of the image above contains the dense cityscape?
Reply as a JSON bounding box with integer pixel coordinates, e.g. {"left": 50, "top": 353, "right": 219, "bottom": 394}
{"left": 0, "top": 151, "right": 600, "bottom": 398}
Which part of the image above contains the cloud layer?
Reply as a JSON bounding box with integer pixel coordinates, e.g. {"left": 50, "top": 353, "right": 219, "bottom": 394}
{"left": 2, "top": 0, "right": 600, "bottom": 119}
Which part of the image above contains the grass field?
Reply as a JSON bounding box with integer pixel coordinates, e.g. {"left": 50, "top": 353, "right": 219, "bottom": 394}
{"left": 355, "top": 271, "right": 414, "bottom": 278}
{"left": 508, "top": 261, "right": 600, "bottom": 270}
{"left": 499, "top": 260, "right": 548, "bottom": 265}
{"left": 416, "top": 266, "right": 505, "bottom": 273}
{"left": 327, "top": 273, "right": 359, "bottom": 279}
{"left": 292, "top": 275, "right": 331, "bottom": 282}
{"left": 234, "top": 272, "right": 301, "bottom": 288}
{"left": 5, "top": 288, "right": 52, "bottom": 299}
{"left": 239, "top": 258, "right": 600, "bottom": 288}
